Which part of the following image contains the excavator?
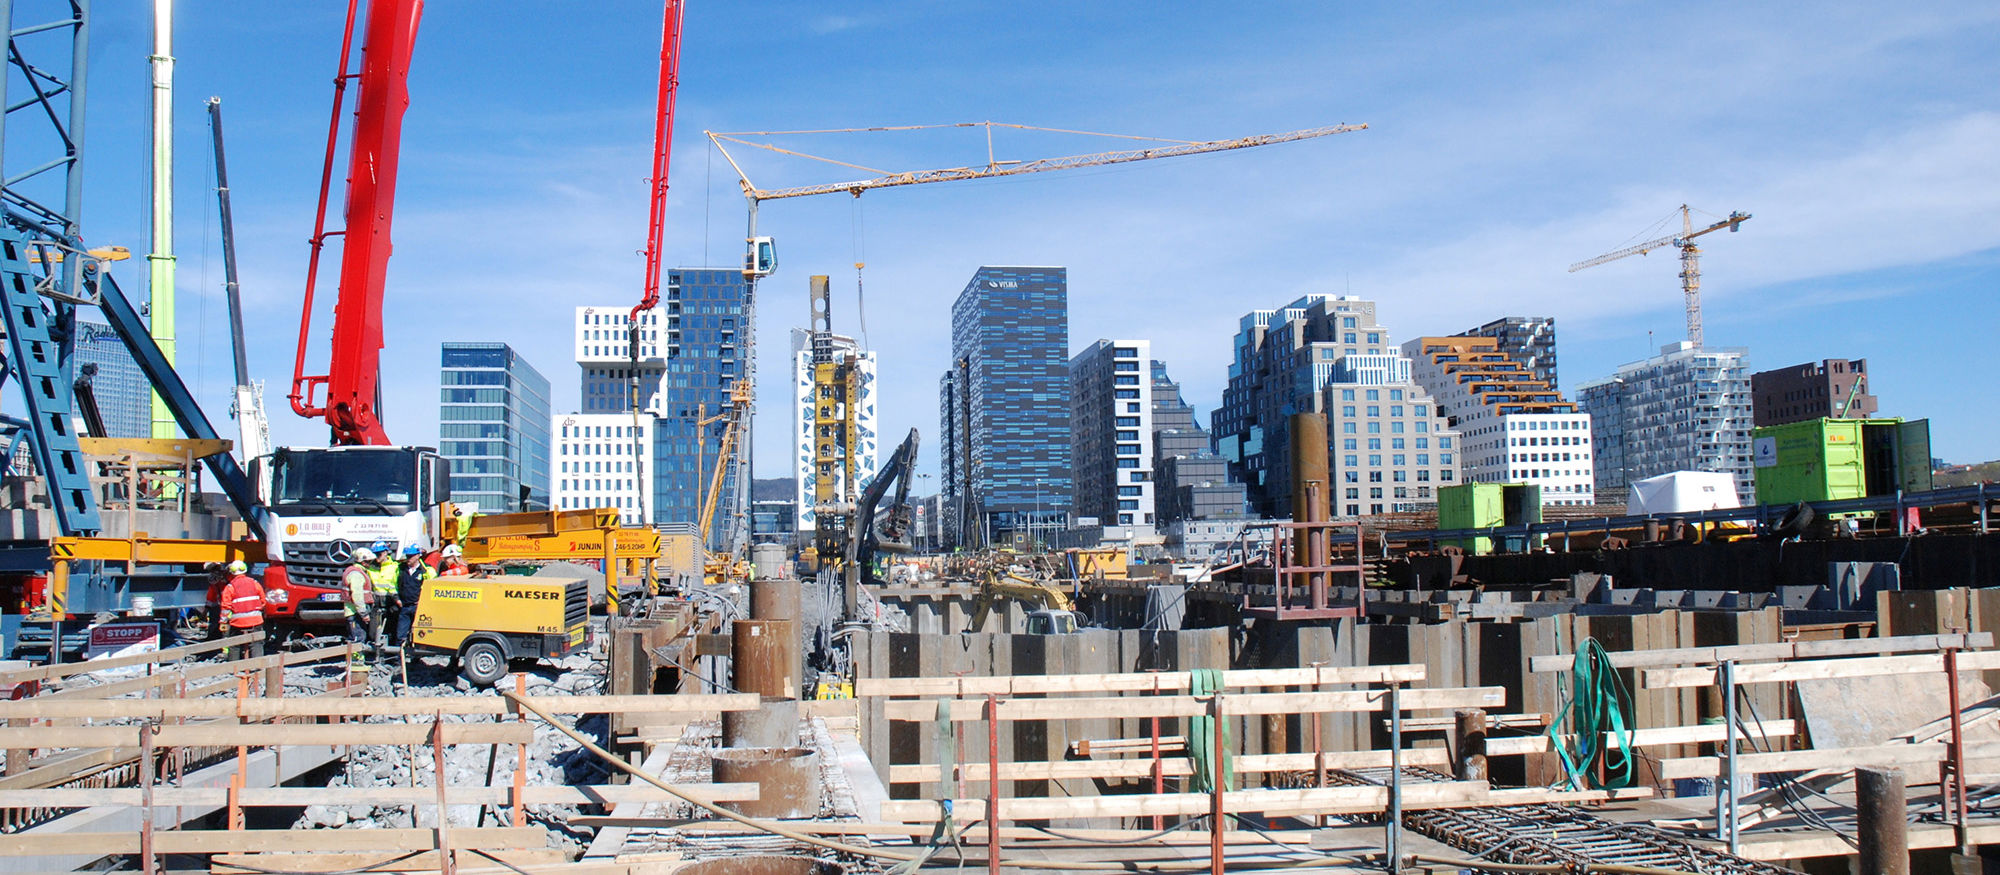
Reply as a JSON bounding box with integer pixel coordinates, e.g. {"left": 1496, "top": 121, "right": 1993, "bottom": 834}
{"left": 968, "top": 567, "right": 1083, "bottom": 635}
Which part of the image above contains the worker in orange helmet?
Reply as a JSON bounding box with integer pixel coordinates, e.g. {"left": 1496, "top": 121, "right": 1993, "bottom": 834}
{"left": 438, "top": 543, "right": 471, "bottom": 577}
{"left": 218, "top": 560, "right": 267, "bottom": 660}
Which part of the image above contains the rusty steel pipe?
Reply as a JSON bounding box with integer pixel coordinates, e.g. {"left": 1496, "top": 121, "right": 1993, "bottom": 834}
{"left": 711, "top": 746, "right": 823, "bottom": 818}
{"left": 1289, "top": 412, "right": 1330, "bottom": 609}
{"left": 732, "top": 619, "right": 798, "bottom": 699}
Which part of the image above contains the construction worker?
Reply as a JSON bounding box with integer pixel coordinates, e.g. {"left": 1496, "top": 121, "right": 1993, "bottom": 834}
{"left": 218, "top": 560, "right": 267, "bottom": 660}
{"left": 438, "top": 543, "right": 471, "bottom": 577}
{"left": 341, "top": 548, "right": 376, "bottom": 669}
{"left": 395, "top": 545, "right": 436, "bottom": 647}
{"left": 368, "top": 541, "right": 402, "bottom": 649}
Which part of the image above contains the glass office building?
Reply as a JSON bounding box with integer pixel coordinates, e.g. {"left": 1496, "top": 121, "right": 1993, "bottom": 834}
{"left": 939, "top": 266, "right": 1071, "bottom": 547}
{"left": 557, "top": 269, "right": 750, "bottom": 546}
{"left": 72, "top": 320, "right": 149, "bottom": 438}
{"left": 651, "top": 269, "right": 749, "bottom": 546}
{"left": 439, "top": 342, "right": 551, "bottom": 512}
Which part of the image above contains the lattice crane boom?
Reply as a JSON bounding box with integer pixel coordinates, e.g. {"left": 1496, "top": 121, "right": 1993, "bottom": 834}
{"left": 710, "top": 122, "right": 1367, "bottom": 201}
{"left": 1569, "top": 205, "right": 1749, "bottom": 348}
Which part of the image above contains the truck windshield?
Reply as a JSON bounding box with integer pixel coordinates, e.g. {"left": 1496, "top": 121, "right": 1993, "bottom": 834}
{"left": 268, "top": 448, "right": 418, "bottom": 514}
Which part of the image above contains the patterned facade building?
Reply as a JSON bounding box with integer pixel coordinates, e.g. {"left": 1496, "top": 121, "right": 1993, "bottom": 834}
{"left": 1453, "top": 316, "right": 1558, "bottom": 390}
{"left": 1578, "top": 341, "right": 1755, "bottom": 505}
{"left": 1403, "top": 336, "right": 1594, "bottom": 506}
{"left": 791, "top": 329, "right": 878, "bottom": 536}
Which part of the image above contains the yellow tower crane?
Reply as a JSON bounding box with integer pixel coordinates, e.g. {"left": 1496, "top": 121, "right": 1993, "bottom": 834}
{"left": 704, "top": 120, "right": 1371, "bottom": 565}
{"left": 1570, "top": 205, "right": 1750, "bottom": 349}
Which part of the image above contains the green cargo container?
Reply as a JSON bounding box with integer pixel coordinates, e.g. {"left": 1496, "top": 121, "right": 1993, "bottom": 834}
{"left": 1437, "top": 482, "right": 1541, "bottom": 555}
{"left": 1751, "top": 417, "right": 1933, "bottom": 507}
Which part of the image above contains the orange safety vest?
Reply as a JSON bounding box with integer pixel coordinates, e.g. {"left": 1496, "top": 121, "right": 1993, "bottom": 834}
{"left": 221, "top": 574, "right": 266, "bottom": 627}
{"left": 439, "top": 559, "right": 470, "bottom": 577}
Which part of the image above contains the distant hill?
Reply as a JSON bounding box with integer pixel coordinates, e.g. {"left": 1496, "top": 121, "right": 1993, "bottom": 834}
{"left": 1935, "top": 461, "right": 2000, "bottom": 488}
{"left": 752, "top": 477, "right": 795, "bottom": 502}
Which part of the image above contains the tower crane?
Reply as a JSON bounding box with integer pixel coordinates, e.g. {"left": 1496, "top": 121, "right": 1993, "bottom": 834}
{"left": 704, "top": 120, "right": 1371, "bottom": 592}
{"left": 1569, "top": 205, "right": 1751, "bottom": 349}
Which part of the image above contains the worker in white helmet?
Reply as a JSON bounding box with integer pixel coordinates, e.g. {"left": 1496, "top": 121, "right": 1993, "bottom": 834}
{"left": 438, "top": 543, "right": 471, "bottom": 577}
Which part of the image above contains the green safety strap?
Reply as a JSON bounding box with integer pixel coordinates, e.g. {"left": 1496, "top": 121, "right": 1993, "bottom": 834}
{"left": 889, "top": 700, "right": 965, "bottom": 874}
{"left": 1189, "top": 668, "right": 1233, "bottom": 793}
{"left": 1545, "top": 636, "right": 1636, "bottom": 789}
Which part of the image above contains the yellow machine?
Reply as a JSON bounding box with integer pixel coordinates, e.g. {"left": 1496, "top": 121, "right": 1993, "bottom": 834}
{"left": 968, "top": 569, "right": 1081, "bottom": 634}
{"left": 410, "top": 575, "right": 591, "bottom": 686}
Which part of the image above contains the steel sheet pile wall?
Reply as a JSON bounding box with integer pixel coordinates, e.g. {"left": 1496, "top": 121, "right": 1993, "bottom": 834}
{"left": 853, "top": 606, "right": 1787, "bottom": 804}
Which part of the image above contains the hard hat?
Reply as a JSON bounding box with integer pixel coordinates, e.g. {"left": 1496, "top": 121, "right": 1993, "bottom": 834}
{"left": 402, "top": 545, "right": 422, "bottom": 558}
{"left": 351, "top": 547, "right": 376, "bottom": 563}
{"left": 441, "top": 544, "right": 463, "bottom": 558}
{"left": 226, "top": 560, "right": 248, "bottom": 575}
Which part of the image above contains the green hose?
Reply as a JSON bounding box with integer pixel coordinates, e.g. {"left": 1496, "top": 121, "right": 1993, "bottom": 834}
{"left": 1548, "top": 637, "right": 1636, "bottom": 789}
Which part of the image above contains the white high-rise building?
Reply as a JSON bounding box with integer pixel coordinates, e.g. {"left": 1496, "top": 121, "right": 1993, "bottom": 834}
{"left": 1070, "top": 339, "right": 1155, "bottom": 530}
{"left": 1404, "top": 336, "right": 1595, "bottom": 506}
{"left": 1578, "top": 342, "right": 1754, "bottom": 505}
{"left": 550, "top": 413, "right": 653, "bottom": 526}
{"left": 791, "top": 330, "right": 878, "bottom": 535}
{"left": 574, "top": 305, "right": 668, "bottom": 416}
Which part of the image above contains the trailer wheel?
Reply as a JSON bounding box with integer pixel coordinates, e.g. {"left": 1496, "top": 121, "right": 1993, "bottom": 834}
{"left": 459, "top": 640, "right": 508, "bottom": 687}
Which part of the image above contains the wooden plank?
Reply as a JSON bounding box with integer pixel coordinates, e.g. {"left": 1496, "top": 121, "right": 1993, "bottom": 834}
{"left": 3, "top": 692, "right": 760, "bottom": 720}
{"left": 1641, "top": 650, "right": 2000, "bottom": 689}
{"left": 0, "top": 721, "right": 536, "bottom": 750}
{"left": 1656, "top": 739, "right": 2000, "bottom": 780}
{"left": 1731, "top": 822, "right": 2000, "bottom": 862}
{"left": 1486, "top": 720, "right": 1796, "bottom": 757}
{"left": 855, "top": 663, "right": 1426, "bottom": 697}
{"left": 880, "top": 781, "right": 1493, "bottom": 822}
{"left": 0, "top": 826, "right": 545, "bottom": 856}
{"left": 210, "top": 849, "right": 568, "bottom": 875}
{"left": 0, "top": 631, "right": 263, "bottom": 685}
{"left": 883, "top": 687, "right": 1506, "bottom": 723}
{"left": 0, "top": 782, "right": 758, "bottom": 808}
{"left": 1527, "top": 632, "right": 1994, "bottom": 673}
{"left": 34, "top": 644, "right": 350, "bottom": 702}
{"left": 880, "top": 781, "right": 1652, "bottom": 823}
{"left": 889, "top": 748, "right": 1452, "bottom": 783}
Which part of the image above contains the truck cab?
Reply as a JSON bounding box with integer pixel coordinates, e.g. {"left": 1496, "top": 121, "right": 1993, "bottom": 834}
{"left": 250, "top": 445, "right": 452, "bottom": 625}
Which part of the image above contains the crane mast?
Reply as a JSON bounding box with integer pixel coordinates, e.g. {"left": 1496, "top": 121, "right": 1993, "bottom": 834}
{"left": 290, "top": 0, "right": 424, "bottom": 446}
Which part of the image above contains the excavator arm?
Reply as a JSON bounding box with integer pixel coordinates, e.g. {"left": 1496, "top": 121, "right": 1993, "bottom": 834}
{"left": 967, "top": 569, "right": 1077, "bottom": 633}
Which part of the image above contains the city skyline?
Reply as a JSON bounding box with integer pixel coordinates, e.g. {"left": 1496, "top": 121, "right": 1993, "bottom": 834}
{"left": 49, "top": 4, "right": 1999, "bottom": 484}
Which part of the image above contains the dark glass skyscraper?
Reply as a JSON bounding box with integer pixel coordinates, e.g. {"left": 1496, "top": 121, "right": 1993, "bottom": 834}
{"left": 651, "top": 268, "right": 749, "bottom": 544}
{"left": 940, "top": 267, "right": 1071, "bottom": 547}
{"left": 439, "top": 342, "right": 551, "bottom": 512}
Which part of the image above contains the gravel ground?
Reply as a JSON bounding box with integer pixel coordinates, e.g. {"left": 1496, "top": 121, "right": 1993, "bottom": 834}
{"left": 291, "top": 618, "right": 615, "bottom": 854}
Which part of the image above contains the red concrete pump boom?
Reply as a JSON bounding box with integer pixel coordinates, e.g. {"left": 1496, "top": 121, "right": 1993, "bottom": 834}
{"left": 630, "top": 0, "right": 686, "bottom": 329}
{"left": 290, "top": 0, "right": 424, "bottom": 446}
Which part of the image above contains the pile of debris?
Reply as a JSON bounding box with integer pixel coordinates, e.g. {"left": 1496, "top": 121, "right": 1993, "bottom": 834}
{"left": 292, "top": 622, "right": 614, "bottom": 852}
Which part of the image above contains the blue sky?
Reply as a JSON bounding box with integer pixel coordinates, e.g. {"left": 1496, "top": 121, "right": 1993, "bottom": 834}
{"left": 56, "top": 2, "right": 2000, "bottom": 484}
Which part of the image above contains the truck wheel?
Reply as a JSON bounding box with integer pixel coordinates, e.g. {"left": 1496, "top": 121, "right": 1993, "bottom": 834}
{"left": 459, "top": 640, "right": 508, "bottom": 687}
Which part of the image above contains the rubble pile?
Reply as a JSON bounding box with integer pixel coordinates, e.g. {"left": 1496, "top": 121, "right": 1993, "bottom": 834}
{"left": 292, "top": 622, "right": 613, "bottom": 852}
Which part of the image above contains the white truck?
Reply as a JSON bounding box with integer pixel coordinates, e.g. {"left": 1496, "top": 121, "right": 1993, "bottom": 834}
{"left": 250, "top": 445, "right": 454, "bottom": 628}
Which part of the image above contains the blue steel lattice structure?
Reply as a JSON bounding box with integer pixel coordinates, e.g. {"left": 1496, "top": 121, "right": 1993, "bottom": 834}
{"left": 440, "top": 342, "right": 551, "bottom": 512}
{"left": 940, "top": 267, "right": 1071, "bottom": 547}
